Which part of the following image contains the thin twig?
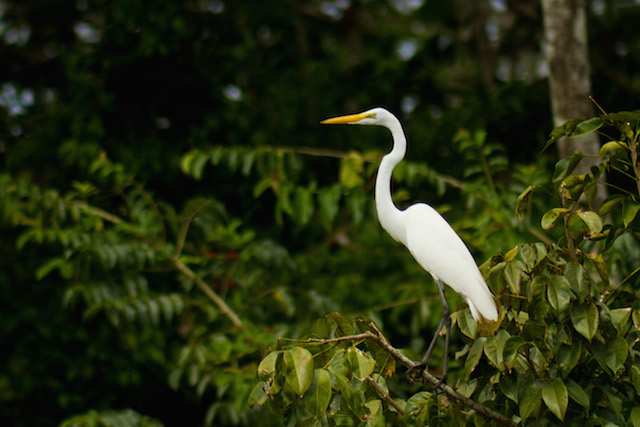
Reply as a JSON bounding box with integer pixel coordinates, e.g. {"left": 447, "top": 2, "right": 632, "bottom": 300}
{"left": 367, "top": 376, "right": 405, "bottom": 415}
{"left": 560, "top": 183, "right": 578, "bottom": 263}
{"left": 307, "top": 323, "right": 516, "bottom": 426}
{"left": 175, "top": 202, "right": 204, "bottom": 257}
{"left": 628, "top": 127, "right": 640, "bottom": 198}
{"left": 307, "top": 333, "right": 372, "bottom": 344}
{"left": 168, "top": 254, "right": 243, "bottom": 329}
{"left": 589, "top": 96, "right": 607, "bottom": 116}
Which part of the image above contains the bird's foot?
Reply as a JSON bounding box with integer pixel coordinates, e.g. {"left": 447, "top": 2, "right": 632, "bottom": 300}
{"left": 433, "top": 373, "right": 447, "bottom": 392}
{"left": 406, "top": 362, "right": 427, "bottom": 383}
{"left": 406, "top": 363, "right": 447, "bottom": 389}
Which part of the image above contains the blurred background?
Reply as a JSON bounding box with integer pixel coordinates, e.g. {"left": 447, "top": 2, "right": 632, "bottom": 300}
{"left": 1, "top": 0, "right": 639, "bottom": 425}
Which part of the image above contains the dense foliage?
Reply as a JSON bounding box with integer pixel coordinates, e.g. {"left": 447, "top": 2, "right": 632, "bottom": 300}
{"left": 251, "top": 111, "right": 640, "bottom": 425}
{"left": 1, "top": 0, "right": 640, "bottom": 426}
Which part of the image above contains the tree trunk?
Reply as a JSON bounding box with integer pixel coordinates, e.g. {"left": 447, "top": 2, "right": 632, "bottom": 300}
{"left": 541, "top": 0, "right": 602, "bottom": 185}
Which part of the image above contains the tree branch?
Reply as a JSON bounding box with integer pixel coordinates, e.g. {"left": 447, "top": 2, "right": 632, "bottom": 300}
{"left": 366, "top": 376, "right": 405, "bottom": 416}
{"left": 175, "top": 202, "right": 204, "bottom": 257}
{"left": 307, "top": 323, "right": 516, "bottom": 427}
{"left": 74, "top": 201, "right": 244, "bottom": 329}
{"left": 168, "top": 254, "right": 243, "bottom": 329}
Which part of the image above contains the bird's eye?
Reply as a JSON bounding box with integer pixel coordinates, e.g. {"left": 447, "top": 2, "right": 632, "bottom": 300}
{"left": 367, "top": 113, "right": 377, "bottom": 118}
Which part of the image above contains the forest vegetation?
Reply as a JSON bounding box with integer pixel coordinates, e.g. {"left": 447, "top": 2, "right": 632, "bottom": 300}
{"left": 2, "top": 0, "right": 640, "bottom": 425}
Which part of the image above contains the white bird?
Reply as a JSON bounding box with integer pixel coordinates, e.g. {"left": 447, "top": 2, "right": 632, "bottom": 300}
{"left": 321, "top": 107, "right": 498, "bottom": 383}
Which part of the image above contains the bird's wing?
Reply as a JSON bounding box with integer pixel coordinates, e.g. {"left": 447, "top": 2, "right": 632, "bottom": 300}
{"left": 403, "top": 204, "right": 498, "bottom": 321}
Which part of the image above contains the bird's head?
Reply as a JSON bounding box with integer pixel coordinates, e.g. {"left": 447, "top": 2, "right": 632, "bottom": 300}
{"left": 321, "top": 107, "right": 396, "bottom": 127}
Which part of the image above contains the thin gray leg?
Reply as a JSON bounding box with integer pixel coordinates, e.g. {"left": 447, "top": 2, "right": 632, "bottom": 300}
{"left": 407, "top": 279, "right": 451, "bottom": 386}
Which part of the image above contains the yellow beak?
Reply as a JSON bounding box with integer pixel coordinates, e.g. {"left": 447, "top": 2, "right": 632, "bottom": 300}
{"left": 321, "top": 112, "right": 369, "bottom": 125}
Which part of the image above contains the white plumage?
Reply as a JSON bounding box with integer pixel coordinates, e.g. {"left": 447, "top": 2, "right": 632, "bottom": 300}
{"left": 322, "top": 107, "right": 498, "bottom": 381}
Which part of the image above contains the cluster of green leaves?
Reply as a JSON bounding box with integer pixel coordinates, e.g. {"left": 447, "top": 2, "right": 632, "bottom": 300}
{"left": 180, "top": 145, "right": 453, "bottom": 231}
{"left": 59, "top": 409, "right": 163, "bottom": 427}
{"left": 0, "top": 153, "right": 299, "bottom": 424}
{"left": 250, "top": 314, "right": 426, "bottom": 426}
{"left": 252, "top": 111, "right": 640, "bottom": 425}
{"left": 3, "top": 0, "right": 640, "bottom": 425}
{"left": 452, "top": 128, "right": 551, "bottom": 255}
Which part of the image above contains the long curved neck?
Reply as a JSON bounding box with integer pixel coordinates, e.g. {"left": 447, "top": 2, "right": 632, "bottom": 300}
{"left": 375, "top": 117, "right": 407, "bottom": 244}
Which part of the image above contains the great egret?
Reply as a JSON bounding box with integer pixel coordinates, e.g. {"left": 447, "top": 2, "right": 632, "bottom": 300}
{"left": 321, "top": 107, "right": 498, "bottom": 383}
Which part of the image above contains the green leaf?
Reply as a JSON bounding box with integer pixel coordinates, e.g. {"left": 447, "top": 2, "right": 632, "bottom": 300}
{"left": 563, "top": 174, "right": 586, "bottom": 200}
{"left": 565, "top": 263, "right": 589, "bottom": 302}
{"left": 324, "top": 312, "right": 355, "bottom": 337}
{"left": 303, "top": 369, "right": 332, "bottom": 418}
{"left": 570, "top": 117, "right": 604, "bottom": 138}
{"left": 542, "top": 378, "right": 568, "bottom": 421}
{"left": 283, "top": 347, "right": 314, "bottom": 396}
{"left": 623, "top": 201, "right": 640, "bottom": 227}
{"left": 275, "top": 183, "right": 293, "bottom": 219}
{"left": 543, "top": 120, "right": 581, "bottom": 151}
{"left": 180, "top": 150, "right": 201, "bottom": 178}
{"left": 603, "top": 336, "right": 629, "bottom": 373}
{"left": 404, "top": 391, "right": 431, "bottom": 426}
{"left": 483, "top": 330, "right": 509, "bottom": 369}
{"left": 464, "top": 337, "right": 486, "bottom": 379}
{"left": 570, "top": 303, "right": 599, "bottom": 342}
{"left": 257, "top": 351, "right": 280, "bottom": 380}
{"left": 339, "top": 151, "right": 365, "bottom": 188}
{"left": 503, "top": 336, "right": 525, "bottom": 369}
{"left": 552, "top": 151, "right": 584, "bottom": 182}
{"left": 36, "top": 256, "right": 74, "bottom": 280}
{"left": 499, "top": 374, "right": 518, "bottom": 403}
{"left": 541, "top": 208, "right": 572, "bottom": 230}
{"left": 327, "top": 351, "right": 349, "bottom": 383}
{"left": 599, "top": 140, "right": 627, "bottom": 160}
{"left": 180, "top": 150, "right": 209, "bottom": 180}
{"left": 457, "top": 308, "right": 478, "bottom": 339}
{"left": 504, "top": 260, "right": 524, "bottom": 294}
{"left": 346, "top": 347, "right": 375, "bottom": 380}
{"left": 547, "top": 276, "right": 572, "bottom": 312}
{"left": 241, "top": 149, "right": 255, "bottom": 175}
{"left": 606, "top": 391, "right": 623, "bottom": 422}
{"left": 347, "top": 190, "right": 366, "bottom": 225}
{"left": 557, "top": 343, "right": 581, "bottom": 378}
{"left": 599, "top": 194, "right": 625, "bottom": 218}
{"left": 146, "top": 299, "right": 160, "bottom": 325}
{"left": 630, "top": 407, "right": 640, "bottom": 427}
{"left": 335, "top": 374, "right": 367, "bottom": 418}
{"left": 364, "top": 399, "right": 383, "bottom": 427}
{"left": 292, "top": 186, "right": 314, "bottom": 226}
{"left": 586, "top": 252, "right": 609, "bottom": 285}
{"left": 519, "top": 380, "right": 543, "bottom": 422}
{"left": 158, "top": 295, "right": 174, "bottom": 322}
{"left": 516, "top": 185, "right": 541, "bottom": 221}
{"left": 253, "top": 176, "right": 273, "bottom": 198}
{"left": 522, "top": 320, "right": 547, "bottom": 343}
{"left": 575, "top": 210, "right": 603, "bottom": 234}
{"left": 610, "top": 308, "right": 632, "bottom": 335}
{"left": 631, "top": 365, "right": 640, "bottom": 394}
{"left": 565, "top": 378, "right": 589, "bottom": 411}
{"left": 318, "top": 184, "right": 342, "bottom": 230}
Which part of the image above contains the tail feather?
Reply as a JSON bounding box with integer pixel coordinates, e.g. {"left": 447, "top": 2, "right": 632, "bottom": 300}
{"left": 466, "top": 292, "right": 498, "bottom": 321}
